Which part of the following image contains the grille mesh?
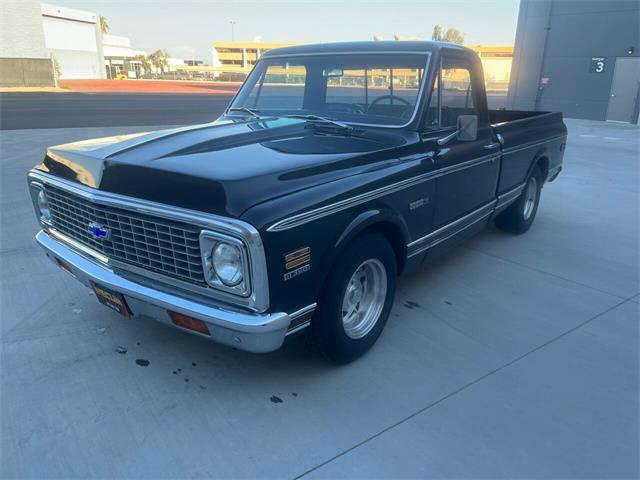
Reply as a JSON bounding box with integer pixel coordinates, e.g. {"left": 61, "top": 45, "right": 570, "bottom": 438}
{"left": 45, "top": 186, "right": 205, "bottom": 285}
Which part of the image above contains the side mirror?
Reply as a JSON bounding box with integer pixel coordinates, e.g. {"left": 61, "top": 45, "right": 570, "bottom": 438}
{"left": 436, "top": 114, "right": 479, "bottom": 146}
{"left": 323, "top": 68, "right": 344, "bottom": 78}
{"left": 456, "top": 114, "right": 478, "bottom": 141}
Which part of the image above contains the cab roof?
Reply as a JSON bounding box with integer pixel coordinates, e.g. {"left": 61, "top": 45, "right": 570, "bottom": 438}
{"left": 260, "top": 40, "right": 472, "bottom": 58}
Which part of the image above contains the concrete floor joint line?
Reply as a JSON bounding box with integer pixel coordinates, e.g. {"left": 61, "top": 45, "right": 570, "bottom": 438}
{"left": 466, "top": 246, "right": 630, "bottom": 301}
{"left": 292, "top": 295, "right": 637, "bottom": 479}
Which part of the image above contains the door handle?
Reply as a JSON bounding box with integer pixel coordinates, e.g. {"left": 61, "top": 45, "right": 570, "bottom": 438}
{"left": 484, "top": 142, "right": 501, "bottom": 149}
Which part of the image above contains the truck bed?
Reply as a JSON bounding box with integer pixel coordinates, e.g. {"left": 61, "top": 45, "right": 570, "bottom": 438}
{"left": 488, "top": 109, "right": 567, "bottom": 196}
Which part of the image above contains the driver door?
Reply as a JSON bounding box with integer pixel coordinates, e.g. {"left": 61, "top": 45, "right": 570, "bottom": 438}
{"left": 422, "top": 54, "right": 499, "bottom": 231}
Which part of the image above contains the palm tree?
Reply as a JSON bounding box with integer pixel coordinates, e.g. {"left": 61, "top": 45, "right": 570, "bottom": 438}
{"left": 148, "top": 50, "right": 170, "bottom": 76}
{"left": 99, "top": 16, "right": 109, "bottom": 35}
{"left": 135, "top": 54, "right": 151, "bottom": 77}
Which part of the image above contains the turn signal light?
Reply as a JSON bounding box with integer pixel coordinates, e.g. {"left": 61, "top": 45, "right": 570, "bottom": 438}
{"left": 168, "top": 311, "right": 210, "bottom": 336}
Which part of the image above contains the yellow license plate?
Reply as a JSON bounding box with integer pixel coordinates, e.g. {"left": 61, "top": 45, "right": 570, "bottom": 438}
{"left": 91, "top": 282, "right": 132, "bottom": 319}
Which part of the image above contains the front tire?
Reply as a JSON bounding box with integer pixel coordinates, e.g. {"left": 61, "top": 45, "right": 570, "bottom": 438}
{"left": 309, "top": 233, "right": 396, "bottom": 363}
{"left": 494, "top": 165, "right": 543, "bottom": 234}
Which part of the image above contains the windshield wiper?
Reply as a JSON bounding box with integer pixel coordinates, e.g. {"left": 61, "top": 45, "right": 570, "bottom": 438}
{"left": 284, "top": 114, "right": 354, "bottom": 132}
{"left": 227, "top": 107, "right": 261, "bottom": 118}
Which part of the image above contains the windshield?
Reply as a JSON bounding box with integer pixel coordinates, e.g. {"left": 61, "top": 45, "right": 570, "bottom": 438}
{"left": 229, "top": 53, "right": 429, "bottom": 127}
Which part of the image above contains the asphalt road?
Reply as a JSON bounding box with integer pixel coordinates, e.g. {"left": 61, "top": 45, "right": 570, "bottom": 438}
{"left": 0, "top": 91, "right": 508, "bottom": 131}
{"left": 0, "top": 93, "right": 233, "bottom": 130}
{"left": 1, "top": 118, "right": 638, "bottom": 477}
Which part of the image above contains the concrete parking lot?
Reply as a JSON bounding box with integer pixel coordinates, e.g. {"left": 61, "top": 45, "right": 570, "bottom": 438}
{"left": 0, "top": 117, "right": 638, "bottom": 478}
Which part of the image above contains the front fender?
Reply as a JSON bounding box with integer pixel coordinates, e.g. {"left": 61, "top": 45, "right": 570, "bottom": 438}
{"left": 318, "top": 206, "right": 411, "bottom": 286}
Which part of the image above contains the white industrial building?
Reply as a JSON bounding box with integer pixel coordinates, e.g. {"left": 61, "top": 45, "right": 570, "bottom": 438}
{"left": 2, "top": 0, "right": 188, "bottom": 85}
{"left": 0, "top": 0, "right": 55, "bottom": 86}
{"left": 40, "top": 3, "right": 105, "bottom": 79}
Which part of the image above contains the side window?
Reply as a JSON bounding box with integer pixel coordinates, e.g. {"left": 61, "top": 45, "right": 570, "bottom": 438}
{"left": 424, "top": 58, "right": 478, "bottom": 130}
{"left": 441, "top": 61, "right": 476, "bottom": 128}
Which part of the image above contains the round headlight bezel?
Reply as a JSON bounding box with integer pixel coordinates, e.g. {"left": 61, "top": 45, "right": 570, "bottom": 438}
{"left": 37, "top": 189, "right": 52, "bottom": 222}
{"left": 211, "top": 242, "right": 243, "bottom": 287}
{"left": 31, "top": 184, "right": 52, "bottom": 225}
{"left": 200, "top": 231, "right": 250, "bottom": 297}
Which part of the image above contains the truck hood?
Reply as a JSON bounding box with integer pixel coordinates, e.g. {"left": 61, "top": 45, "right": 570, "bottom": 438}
{"left": 36, "top": 117, "right": 409, "bottom": 218}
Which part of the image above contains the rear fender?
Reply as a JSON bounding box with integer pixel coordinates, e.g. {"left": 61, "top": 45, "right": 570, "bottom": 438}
{"left": 526, "top": 149, "right": 549, "bottom": 183}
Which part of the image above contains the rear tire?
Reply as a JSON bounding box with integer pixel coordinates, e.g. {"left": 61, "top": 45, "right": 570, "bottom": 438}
{"left": 494, "top": 165, "right": 543, "bottom": 234}
{"left": 308, "top": 233, "right": 396, "bottom": 363}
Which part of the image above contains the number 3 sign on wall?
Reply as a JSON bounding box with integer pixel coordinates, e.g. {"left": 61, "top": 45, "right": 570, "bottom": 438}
{"left": 590, "top": 57, "right": 606, "bottom": 73}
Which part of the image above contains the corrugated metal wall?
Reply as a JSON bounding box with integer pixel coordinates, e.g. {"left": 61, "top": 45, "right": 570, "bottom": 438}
{"left": 508, "top": 0, "right": 640, "bottom": 121}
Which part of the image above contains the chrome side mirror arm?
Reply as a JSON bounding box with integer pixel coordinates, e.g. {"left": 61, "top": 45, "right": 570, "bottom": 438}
{"left": 437, "top": 129, "right": 459, "bottom": 146}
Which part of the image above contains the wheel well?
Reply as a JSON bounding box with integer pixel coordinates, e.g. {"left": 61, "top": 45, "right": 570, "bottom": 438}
{"left": 535, "top": 156, "right": 549, "bottom": 180}
{"left": 359, "top": 222, "right": 407, "bottom": 274}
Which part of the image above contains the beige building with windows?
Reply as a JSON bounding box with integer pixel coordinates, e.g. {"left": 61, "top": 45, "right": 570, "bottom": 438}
{"left": 212, "top": 41, "right": 294, "bottom": 69}
{"left": 211, "top": 41, "right": 513, "bottom": 91}
{"left": 467, "top": 45, "right": 513, "bottom": 91}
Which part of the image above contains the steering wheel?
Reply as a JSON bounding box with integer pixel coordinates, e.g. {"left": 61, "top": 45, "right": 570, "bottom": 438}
{"left": 369, "top": 95, "right": 412, "bottom": 107}
{"left": 326, "top": 102, "right": 366, "bottom": 114}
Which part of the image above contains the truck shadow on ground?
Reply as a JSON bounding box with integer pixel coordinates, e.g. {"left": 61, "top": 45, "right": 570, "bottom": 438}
{"left": 107, "top": 225, "right": 500, "bottom": 381}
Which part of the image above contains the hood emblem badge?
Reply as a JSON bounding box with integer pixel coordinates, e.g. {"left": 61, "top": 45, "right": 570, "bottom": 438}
{"left": 88, "top": 223, "right": 110, "bottom": 240}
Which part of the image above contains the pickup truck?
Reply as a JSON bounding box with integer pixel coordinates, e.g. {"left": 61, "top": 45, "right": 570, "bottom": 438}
{"left": 28, "top": 41, "right": 567, "bottom": 362}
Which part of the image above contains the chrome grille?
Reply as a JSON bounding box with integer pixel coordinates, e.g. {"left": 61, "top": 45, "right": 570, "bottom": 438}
{"left": 45, "top": 186, "right": 205, "bottom": 285}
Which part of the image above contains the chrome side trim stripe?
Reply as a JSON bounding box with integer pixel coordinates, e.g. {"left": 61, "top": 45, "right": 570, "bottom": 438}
{"left": 267, "top": 153, "right": 499, "bottom": 232}
{"left": 502, "top": 134, "right": 567, "bottom": 155}
{"left": 407, "top": 200, "right": 496, "bottom": 257}
{"left": 426, "top": 212, "right": 493, "bottom": 252}
{"left": 286, "top": 321, "right": 311, "bottom": 335}
{"left": 495, "top": 183, "right": 526, "bottom": 210}
{"left": 289, "top": 303, "right": 317, "bottom": 321}
{"left": 286, "top": 303, "right": 316, "bottom": 335}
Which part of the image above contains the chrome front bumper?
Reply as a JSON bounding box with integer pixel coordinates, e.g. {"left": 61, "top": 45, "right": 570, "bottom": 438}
{"left": 36, "top": 230, "right": 291, "bottom": 353}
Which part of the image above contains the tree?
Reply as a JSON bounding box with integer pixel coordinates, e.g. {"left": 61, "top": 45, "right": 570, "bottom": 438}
{"left": 431, "top": 24, "right": 465, "bottom": 45}
{"left": 52, "top": 57, "right": 61, "bottom": 80}
{"left": 148, "top": 49, "right": 170, "bottom": 75}
{"left": 444, "top": 28, "right": 465, "bottom": 45}
{"left": 431, "top": 24, "right": 444, "bottom": 41}
{"left": 135, "top": 54, "right": 152, "bottom": 76}
{"left": 99, "top": 16, "right": 109, "bottom": 34}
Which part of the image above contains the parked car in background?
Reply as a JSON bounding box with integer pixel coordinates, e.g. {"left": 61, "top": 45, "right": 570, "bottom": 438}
{"left": 28, "top": 42, "right": 566, "bottom": 362}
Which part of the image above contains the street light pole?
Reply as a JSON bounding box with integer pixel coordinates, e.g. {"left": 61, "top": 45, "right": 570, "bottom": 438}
{"left": 230, "top": 21, "right": 236, "bottom": 42}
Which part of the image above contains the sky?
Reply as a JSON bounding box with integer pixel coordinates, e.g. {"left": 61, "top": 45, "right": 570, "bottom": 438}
{"left": 53, "top": 0, "right": 521, "bottom": 63}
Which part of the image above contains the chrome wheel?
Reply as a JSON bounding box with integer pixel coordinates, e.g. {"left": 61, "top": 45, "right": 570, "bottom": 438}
{"left": 523, "top": 176, "right": 538, "bottom": 220}
{"left": 341, "top": 258, "right": 387, "bottom": 339}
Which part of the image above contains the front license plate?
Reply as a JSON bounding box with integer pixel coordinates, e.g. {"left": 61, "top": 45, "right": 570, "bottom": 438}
{"left": 91, "top": 282, "right": 132, "bottom": 319}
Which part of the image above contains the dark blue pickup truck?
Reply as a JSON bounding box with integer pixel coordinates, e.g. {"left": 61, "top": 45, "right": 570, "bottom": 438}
{"left": 28, "top": 41, "right": 567, "bottom": 362}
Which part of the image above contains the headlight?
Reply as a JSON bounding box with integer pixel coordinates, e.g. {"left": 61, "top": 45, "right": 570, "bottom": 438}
{"left": 212, "top": 242, "right": 243, "bottom": 286}
{"left": 37, "top": 189, "right": 52, "bottom": 223}
{"left": 200, "top": 231, "right": 250, "bottom": 296}
{"left": 29, "top": 183, "right": 52, "bottom": 225}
